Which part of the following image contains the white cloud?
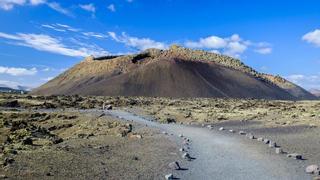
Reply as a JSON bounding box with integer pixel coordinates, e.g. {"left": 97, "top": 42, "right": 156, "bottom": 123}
{"left": 42, "top": 23, "right": 80, "bottom": 32}
{"left": 41, "top": 77, "right": 53, "bottom": 81}
{"left": 185, "top": 36, "right": 227, "bottom": 49}
{"left": 29, "top": 0, "right": 45, "bottom": 5}
{"left": 302, "top": 29, "right": 320, "bottom": 47}
{"left": 0, "top": 32, "right": 109, "bottom": 57}
{"left": 0, "top": 66, "right": 37, "bottom": 76}
{"left": 42, "top": 23, "right": 106, "bottom": 40}
{"left": 42, "top": 67, "right": 51, "bottom": 71}
{"left": 286, "top": 74, "right": 320, "bottom": 89}
{"left": 224, "top": 41, "right": 247, "bottom": 57}
{"left": 0, "top": 80, "right": 25, "bottom": 89}
{"left": 185, "top": 34, "right": 272, "bottom": 58}
{"left": 0, "top": 0, "right": 70, "bottom": 16}
{"left": 79, "top": 3, "right": 95, "bottom": 13}
{"left": 0, "top": 0, "right": 26, "bottom": 10}
{"left": 108, "top": 32, "right": 167, "bottom": 50}
{"left": 82, "top": 32, "right": 107, "bottom": 39}
{"left": 47, "top": 2, "right": 71, "bottom": 16}
{"left": 254, "top": 47, "right": 272, "bottom": 54}
{"left": 107, "top": 4, "right": 115, "bottom": 12}
{"left": 41, "top": 24, "right": 66, "bottom": 32}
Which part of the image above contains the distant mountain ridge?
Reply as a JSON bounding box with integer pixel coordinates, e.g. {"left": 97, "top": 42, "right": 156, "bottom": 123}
{"left": 0, "top": 86, "right": 28, "bottom": 94}
{"left": 309, "top": 89, "right": 320, "bottom": 97}
{"left": 31, "top": 45, "right": 317, "bottom": 100}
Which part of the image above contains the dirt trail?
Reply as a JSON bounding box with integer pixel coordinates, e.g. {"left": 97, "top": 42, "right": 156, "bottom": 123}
{"left": 107, "top": 110, "right": 309, "bottom": 180}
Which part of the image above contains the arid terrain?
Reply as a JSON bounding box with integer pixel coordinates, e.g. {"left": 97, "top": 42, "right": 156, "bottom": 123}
{"left": 0, "top": 94, "right": 319, "bottom": 179}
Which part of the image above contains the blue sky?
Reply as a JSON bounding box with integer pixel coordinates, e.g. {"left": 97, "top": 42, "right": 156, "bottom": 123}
{"left": 0, "top": 0, "right": 320, "bottom": 90}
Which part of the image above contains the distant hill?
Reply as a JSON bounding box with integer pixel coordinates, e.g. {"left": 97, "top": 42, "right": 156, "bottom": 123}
{"left": 309, "top": 89, "right": 320, "bottom": 98}
{"left": 31, "top": 45, "right": 317, "bottom": 100}
{"left": 0, "top": 86, "right": 28, "bottom": 94}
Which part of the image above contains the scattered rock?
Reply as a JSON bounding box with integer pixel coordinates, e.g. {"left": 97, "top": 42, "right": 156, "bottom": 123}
{"left": 268, "top": 141, "right": 276, "bottom": 148}
{"left": 219, "top": 127, "right": 224, "bottom": 131}
{"left": 104, "top": 104, "right": 112, "bottom": 110}
{"left": 162, "top": 131, "right": 168, "bottom": 135}
{"left": 182, "top": 140, "right": 189, "bottom": 145}
{"left": 239, "top": 131, "right": 246, "bottom": 135}
{"left": 246, "top": 133, "right": 255, "bottom": 139}
{"left": 168, "top": 161, "right": 181, "bottom": 170}
{"left": 3, "top": 157, "right": 14, "bottom": 166}
{"left": 125, "top": 123, "right": 133, "bottom": 132}
{"left": 50, "top": 136, "right": 63, "bottom": 144}
{"left": 98, "top": 113, "right": 105, "bottom": 118}
{"left": 182, "top": 153, "right": 191, "bottom": 160}
{"left": 275, "top": 148, "right": 283, "bottom": 154}
{"left": 257, "top": 137, "right": 264, "bottom": 142}
{"left": 2, "top": 100, "right": 19, "bottom": 107}
{"left": 287, "top": 153, "right": 302, "bottom": 160}
{"left": 165, "top": 174, "right": 174, "bottom": 180}
{"left": 132, "top": 156, "right": 139, "bottom": 161}
{"left": 306, "top": 165, "right": 320, "bottom": 174}
{"left": 22, "top": 137, "right": 33, "bottom": 145}
{"left": 46, "top": 172, "right": 53, "bottom": 176}
{"left": 263, "top": 139, "right": 270, "bottom": 144}
{"left": 0, "top": 174, "right": 7, "bottom": 179}
{"left": 136, "top": 135, "right": 142, "bottom": 139}
{"left": 166, "top": 118, "right": 176, "bottom": 124}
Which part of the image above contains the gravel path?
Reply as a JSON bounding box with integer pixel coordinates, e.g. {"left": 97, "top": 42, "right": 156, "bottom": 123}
{"left": 106, "top": 110, "right": 309, "bottom": 180}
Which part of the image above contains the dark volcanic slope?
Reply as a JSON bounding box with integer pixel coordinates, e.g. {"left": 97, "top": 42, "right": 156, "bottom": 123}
{"left": 74, "top": 59, "right": 294, "bottom": 99}
{"left": 31, "top": 46, "right": 316, "bottom": 100}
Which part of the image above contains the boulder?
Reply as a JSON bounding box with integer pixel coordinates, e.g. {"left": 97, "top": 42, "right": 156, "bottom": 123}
{"left": 305, "top": 165, "right": 320, "bottom": 174}
{"left": 239, "top": 131, "right": 246, "bottom": 135}
{"left": 168, "top": 161, "right": 181, "bottom": 170}
{"left": 179, "top": 148, "right": 185, "bottom": 152}
{"left": 179, "top": 134, "right": 183, "bottom": 138}
{"left": 287, "top": 153, "right": 302, "bottom": 160}
{"left": 229, "top": 129, "right": 235, "bottom": 133}
{"left": 219, "top": 127, "right": 225, "bottom": 131}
